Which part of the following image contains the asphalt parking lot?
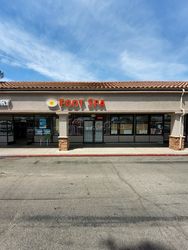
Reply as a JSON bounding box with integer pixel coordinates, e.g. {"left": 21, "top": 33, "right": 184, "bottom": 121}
{"left": 0, "top": 156, "right": 188, "bottom": 250}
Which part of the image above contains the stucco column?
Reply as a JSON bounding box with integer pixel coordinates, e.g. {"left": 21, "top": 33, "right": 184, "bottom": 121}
{"left": 57, "top": 113, "right": 69, "bottom": 151}
{"left": 169, "top": 113, "right": 185, "bottom": 150}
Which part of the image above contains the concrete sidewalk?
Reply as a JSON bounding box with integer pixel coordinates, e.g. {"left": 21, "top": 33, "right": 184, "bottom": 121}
{"left": 1, "top": 147, "right": 188, "bottom": 157}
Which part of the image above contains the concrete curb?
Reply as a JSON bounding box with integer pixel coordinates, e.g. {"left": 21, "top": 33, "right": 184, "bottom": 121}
{"left": 1, "top": 154, "right": 188, "bottom": 158}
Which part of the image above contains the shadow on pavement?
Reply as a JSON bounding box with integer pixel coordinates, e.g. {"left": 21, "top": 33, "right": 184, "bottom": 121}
{"left": 101, "top": 238, "right": 173, "bottom": 250}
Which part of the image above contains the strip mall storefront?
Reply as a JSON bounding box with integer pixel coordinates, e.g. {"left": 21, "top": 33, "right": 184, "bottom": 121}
{"left": 0, "top": 81, "right": 188, "bottom": 150}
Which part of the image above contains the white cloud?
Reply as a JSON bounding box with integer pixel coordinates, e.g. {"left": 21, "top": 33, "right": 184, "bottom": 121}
{"left": 1, "top": 77, "right": 13, "bottom": 82}
{"left": 1, "top": 0, "right": 188, "bottom": 81}
{"left": 0, "top": 21, "right": 96, "bottom": 81}
{"left": 120, "top": 50, "right": 188, "bottom": 80}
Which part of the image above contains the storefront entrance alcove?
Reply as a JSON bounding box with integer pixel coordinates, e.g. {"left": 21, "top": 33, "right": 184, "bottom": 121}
{"left": 14, "top": 116, "right": 34, "bottom": 145}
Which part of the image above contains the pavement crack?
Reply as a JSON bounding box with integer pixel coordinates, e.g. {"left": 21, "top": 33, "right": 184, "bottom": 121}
{"left": 109, "top": 161, "right": 142, "bottom": 198}
{"left": 109, "top": 161, "right": 148, "bottom": 212}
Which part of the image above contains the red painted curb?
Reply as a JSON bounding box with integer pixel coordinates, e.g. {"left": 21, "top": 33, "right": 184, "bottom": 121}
{"left": 1, "top": 154, "right": 188, "bottom": 158}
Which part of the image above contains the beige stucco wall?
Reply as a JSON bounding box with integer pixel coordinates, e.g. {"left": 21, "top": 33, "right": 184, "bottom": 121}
{"left": 0, "top": 92, "right": 187, "bottom": 114}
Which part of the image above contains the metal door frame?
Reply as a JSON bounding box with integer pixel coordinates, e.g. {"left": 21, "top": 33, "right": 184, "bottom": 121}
{"left": 83, "top": 120, "right": 104, "bottom": 144}
{"left": 83, "top": 120, "right": 94, "bottom": 143}
{"left": 94, "top": 120, "right": 104, "bottom": 143}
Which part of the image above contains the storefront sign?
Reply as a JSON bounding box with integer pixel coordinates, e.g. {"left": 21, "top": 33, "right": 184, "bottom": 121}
{"left": 46, "top": 99, "right": 58, "bottom": 108}
{"left": 88, "top": 99, "right": 105, "bottom": 109}
{"left": 46, "top": 97, "right": 106, "bottom": 110}
{"left": 0, "top": 99, "right": 10, "bottom": 107}
{"left": 59, "top": 99, "right": 84, "bottom": 109}
{"left": 59, "top": 98, "right": 105, "bottom": 110}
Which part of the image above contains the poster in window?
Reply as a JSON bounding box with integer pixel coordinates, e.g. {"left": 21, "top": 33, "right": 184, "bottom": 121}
{"left": 43, "top": 129, "right": 51, "bottom": 135}
{"left": 35, "top": 129, "right": 43, "bottom": 135}
{"left": 39, "top": 118, "right": 46, "bottom": 128}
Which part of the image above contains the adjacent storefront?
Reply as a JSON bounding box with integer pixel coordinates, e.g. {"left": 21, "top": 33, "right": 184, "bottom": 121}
{"left": 0, "top": 114, "right": 59, "bottom": 145}
{"left": 0, "top": 81, "right": 188, "bottom": 150}
{"left": 69, "top": 114, "right": 172, "bottom": 144}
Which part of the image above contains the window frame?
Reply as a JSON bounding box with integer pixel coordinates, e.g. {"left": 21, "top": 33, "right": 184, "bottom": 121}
{"left": 119, "top": 115, "right": 134, "bottom": 135}
{"left": 135, "top": 115, "right": 149, "bottom": 135}
{"left": 110, "top": 116, "right": 119, "bottom": 135}
{"left": 150, "top": 115, "right": 164, "bottom": 135}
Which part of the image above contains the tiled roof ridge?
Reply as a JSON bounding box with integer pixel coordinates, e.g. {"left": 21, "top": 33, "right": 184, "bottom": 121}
{"left": 0, "top": 80, "right": 188, "bottom": 90}
{"left": 1, "top": 80, "right": 188, "bottom": 83}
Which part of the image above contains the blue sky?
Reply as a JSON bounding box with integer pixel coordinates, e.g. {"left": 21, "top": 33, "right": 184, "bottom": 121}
{"left": 0, "top": 0, "right": 188, "bottom": 81}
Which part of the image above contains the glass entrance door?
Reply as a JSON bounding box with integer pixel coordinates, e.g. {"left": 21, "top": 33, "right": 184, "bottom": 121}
{"left": 14, "top": 116, "right": 34, "bottom": 145}
{"left": 95, "top": 121, "right": 103, "bottom": 143}
{"left": 84, "top": 120, "right": 103, "bottom": 143}
{"left": 84, "top": 121, "right": 93, "bottom": 143}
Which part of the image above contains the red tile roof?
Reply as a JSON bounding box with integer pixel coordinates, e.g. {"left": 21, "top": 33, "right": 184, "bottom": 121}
{"left": 0, "top": 81, "right": 188, "bottom": 91}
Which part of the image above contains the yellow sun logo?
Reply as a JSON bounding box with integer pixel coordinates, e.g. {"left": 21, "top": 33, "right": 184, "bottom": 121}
{"left": 47, "top": 99, "right": 58, "bottom": 107}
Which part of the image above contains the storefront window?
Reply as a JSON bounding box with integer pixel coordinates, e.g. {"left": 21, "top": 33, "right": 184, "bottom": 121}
{"left": 164, "top": 115, "right": 171, "bottom": 134}
{"left": 136, "top": 115, "right": 149, "bottom": 135}
{"left": 150, "top": 115, "right": 163, "bottom": 135}
{"left": 34, "top": 116, "right": 56, "bottom": 144}
{"left": 104, "top": 115, "right": 111, "bottom": 135}
{"left": 0, "top": 116, "right": 14, "bottom": 144}
{"left": 69, "top": 116, "right": 85, "bottom": 136}
{"left": 35, "top": 116, "right": 52, "bottom": 136}
{"left": 119, "top": 116, "right": 133, "bottom": 135}
{"left": 111, "top": 116, "right": 119, "bottom": 135}
{"left": 7, "top": 121, "right": 14, "bottom": 136}
{"left": 53, "top": 117, "right": 59, "bottom": 136}
{"left": 14, "top": 116, "right": 34, "bottom": 143}
{"left": 0, "top": 120, "right": 7, "bottom": 136}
